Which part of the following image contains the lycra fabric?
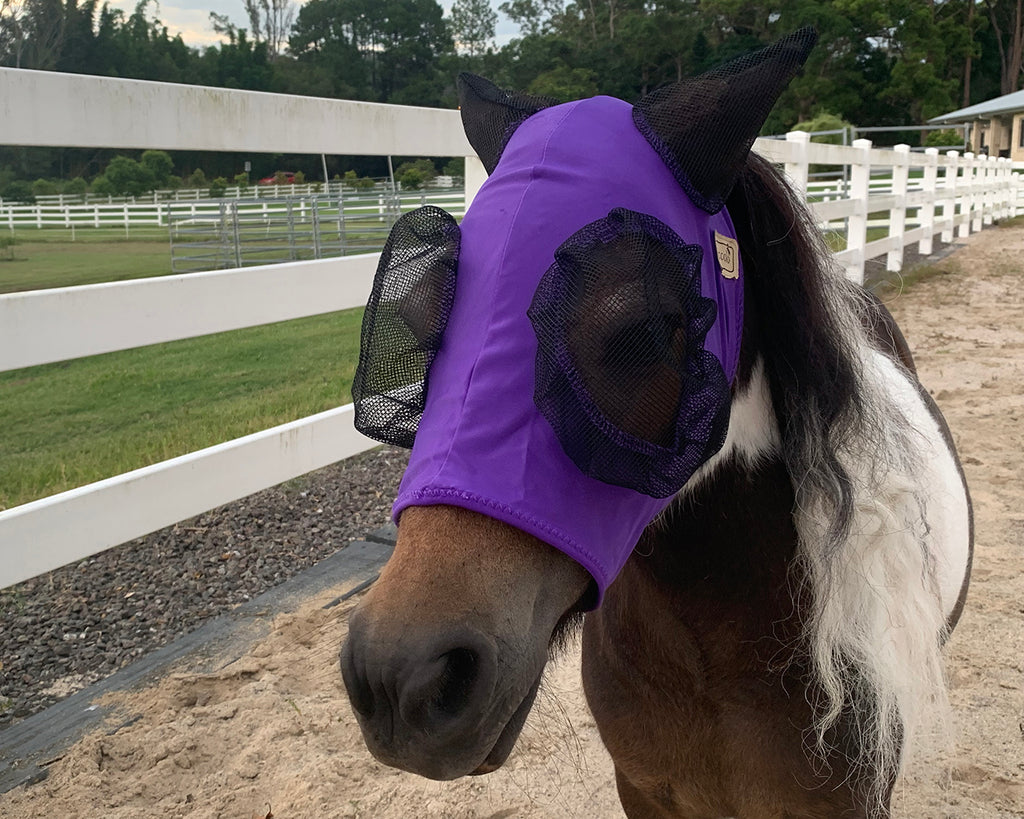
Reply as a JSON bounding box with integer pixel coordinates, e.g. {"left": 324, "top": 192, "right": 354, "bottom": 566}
{"left": 390, "top": 95, "right": 743, "bottom": 602}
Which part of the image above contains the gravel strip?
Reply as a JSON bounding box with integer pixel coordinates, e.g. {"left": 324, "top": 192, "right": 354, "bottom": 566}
{"left": 0, "top": 445, "right": 408, "bottom": 726}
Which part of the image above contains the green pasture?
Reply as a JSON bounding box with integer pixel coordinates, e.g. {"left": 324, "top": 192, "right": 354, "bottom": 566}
{"left": 0, "top": 309, "right": 363, "bottom": 510}
{"left": 0, "top": 230, "right": 369, "bottom": 509}
{"left": 0, "top": 231, "right": 172, "bottom": 293}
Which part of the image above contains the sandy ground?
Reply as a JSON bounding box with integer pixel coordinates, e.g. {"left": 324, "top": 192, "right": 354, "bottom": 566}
{"left": 2, "top": 226, "right": 1023, "bottom": 819}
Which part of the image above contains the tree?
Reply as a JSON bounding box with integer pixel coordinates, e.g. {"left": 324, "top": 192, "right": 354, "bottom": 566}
{"left": 528, "top": 64, "right": 598, "bottom": 98}
{"left": 184, "top": 168, "right": 208, "bottom": 189}
{"left": 289, "top": 0, "right": 452, "bottom": 104}
{"left": 90, "top": 174, "right": 115, "bottom": 196}
{"left": 2, "top": 0, "right": 196, "bottom": 81}
{"left": 103, "top": 155, "right": 156, "bottom": 196}
{"left": 247, "top": 0, "right": 295, "bottom": 59}
{"left": 211, "top": 0, "right": 296, "bottom": 59}
{"left": 199, "top": 27, "right": 273, "bottom": 90}
{"left": 209, "top": 176, "right": 229, "bottom": 197}
{"left": 63, "top": 177, "right": 88, "bottom": 196}
{"left": 498, "top": 0, "right": 564, "bottom": 38}
{"left": 140, "top": 150, "right": 173, "bottom": 188}
{"left": 984, "top": 0, "right": 1024, "bottom": 93}
{"left": 31, "top": 178, "right": 59, "bottom": 197}
{"left": 0, "top": 0, "right": 27, "bottom": 67}
{"left": 9, "top": 0, "right": 66, "bottom": 69}
{"left": 450, "top": 0, "right": 497, "bottom": 56}
{"left": 1, "top": 179, "right": 35, "bottom": 202}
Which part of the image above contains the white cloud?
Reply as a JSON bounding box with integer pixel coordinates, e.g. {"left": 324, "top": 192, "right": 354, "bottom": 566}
{"left": 104, "top": 0, "right": 229, "bottom": 47}
{"left": 160, "top": 8, "right": 230, "bottom": 47}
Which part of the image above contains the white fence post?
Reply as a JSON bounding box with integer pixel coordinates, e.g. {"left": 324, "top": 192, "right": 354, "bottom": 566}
{"left": 919, "top": 147, "right": 939, "bottom": 256}
{"left": 887, "top": 144, "right": 910, "bottom": 272}
{"left": 846, "top": 138, "right": 872, "bottom": 285}
{"left": 971, "top": 154, "right": 984, "bottom": 233}
{"left": 942, "top": 150, "right": 959, "bottom": 243}
{"left": 959, "top": 152, "right": 974, "bottom": 238}
{"left": 1000, "top": 157, "right": 1012, "bottom": 220}
{"left": 784, "top": 130, "right": 811, "bottom": 196}
{"left": 990, "top": 157, "right": 1000, "bottom": 223}
{"left": 1010, "top": 161, "right": 1019, "bottom": 218}
{"left": 982, "top": 156, "right": 994, "bottom": 226}
{"left": 464, "top": 155, "right": 487, "bottom": 208}
{"left": 998, "top": 158, "right": 1010, "bottom": 219}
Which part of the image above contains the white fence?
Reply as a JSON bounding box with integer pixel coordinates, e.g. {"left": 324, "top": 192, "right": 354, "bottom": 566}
{"left": 0, "top": 189, "right": 467, "bottom": 232}
{"left": 758, "top": 131, "right": 1021, "bottom": 281}
{"left": 0, "top": 68, "right": 1020, "bottom": 589}
{"left": 0, "top": 180, "right": 465, "bottom": 229}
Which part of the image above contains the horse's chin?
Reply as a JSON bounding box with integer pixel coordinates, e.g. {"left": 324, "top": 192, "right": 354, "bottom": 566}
{"left": 469, "top": 673, "right": 543, "bottom": 775}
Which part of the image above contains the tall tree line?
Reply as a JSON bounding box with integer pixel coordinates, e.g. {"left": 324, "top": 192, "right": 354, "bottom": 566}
{"left": 2, "top": 0, "right": 1023, "bottom": 181}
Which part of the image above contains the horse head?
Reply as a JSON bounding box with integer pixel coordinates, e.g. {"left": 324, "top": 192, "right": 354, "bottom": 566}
{"left": 341, "top": 29, "right": 816, "bottom": 780}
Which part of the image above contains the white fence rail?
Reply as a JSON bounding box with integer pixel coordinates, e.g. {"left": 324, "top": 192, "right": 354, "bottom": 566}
{"left": 0, "top": 68, "right": 1020, "bottom": 589}
{"left": 0, "top": 190, "right": 467, "bottom": 231}
{"left": 10, "top": 176, "right": 457, "bottom": 208}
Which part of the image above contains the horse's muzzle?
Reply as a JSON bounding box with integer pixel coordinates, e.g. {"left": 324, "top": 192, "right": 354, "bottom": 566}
{"left": 341, "top": 610, "right": 523, "bottom": 780}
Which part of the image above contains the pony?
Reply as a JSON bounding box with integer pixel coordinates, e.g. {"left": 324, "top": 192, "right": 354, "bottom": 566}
{"left": 341, "top": 28, "right": 973, "bottom": 819}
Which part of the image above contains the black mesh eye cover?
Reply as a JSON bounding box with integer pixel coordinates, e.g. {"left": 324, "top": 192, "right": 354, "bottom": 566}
{"left": 528, "top": 208, "right": 731, "bottom": 497}
{"left": 352, "top": 206, "right": 460, "bottom": 448}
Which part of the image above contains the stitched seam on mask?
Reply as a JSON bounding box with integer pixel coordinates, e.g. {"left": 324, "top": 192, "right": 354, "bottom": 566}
{"left": 400, "top": 485, "right": 611, "bottom": 587}
{"left": 425, "top": 103, "right": 582, "bottom": 485}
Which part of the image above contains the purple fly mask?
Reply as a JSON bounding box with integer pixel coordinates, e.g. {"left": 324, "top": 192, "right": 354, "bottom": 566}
{"left": 352, "top": 29, "right": 817, "bottom": 603}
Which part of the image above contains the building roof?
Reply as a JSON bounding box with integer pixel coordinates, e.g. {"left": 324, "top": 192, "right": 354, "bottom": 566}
{"left": 930, "top": 88, "right": 1024, "bottom": 123}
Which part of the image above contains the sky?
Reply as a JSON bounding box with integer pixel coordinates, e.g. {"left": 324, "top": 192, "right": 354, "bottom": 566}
{"left": 108, "top": 0, "right": 521, "bottom": 50}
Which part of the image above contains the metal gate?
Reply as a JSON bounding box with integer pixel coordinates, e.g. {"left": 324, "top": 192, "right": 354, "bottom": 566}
{"left": 168, "top": 193, "right": 403, "bottom": 274}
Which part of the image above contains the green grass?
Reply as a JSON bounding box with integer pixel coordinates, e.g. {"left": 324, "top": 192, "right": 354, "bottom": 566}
{"left": 0, "top": 233, "right": 172, "bottom": 293}
{"left": 0, "top": 308, "right": 363, "bottom": 510}
{"left": 0, "top": 224, "right": 392, "bottom": 292}
{"left": 0, "top": 232, "right": 370, "bottom": 509}
{"left": 822, "top": 225, "right": 890, "bottom": 252}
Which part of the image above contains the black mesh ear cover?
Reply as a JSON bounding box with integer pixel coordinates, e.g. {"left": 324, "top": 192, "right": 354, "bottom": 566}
{"left": 457, "top": 73, "right": 559, "bottom": 175}
{"left": 633, "top": 27, "right": 817, "bottom": 213}
{"left": 352, "top": 206, "right": 460, "bottom": 448}
{"left": 528, "top": 208, "right": 731, "bottom": 498}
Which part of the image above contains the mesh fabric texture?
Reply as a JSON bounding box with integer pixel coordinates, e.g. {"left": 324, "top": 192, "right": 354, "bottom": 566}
{"left": 528, "top": 208, "right": 731, "bottom": 498}
{"left": 633, "top": 26, "right": 817, "bottom": 213}
{"left": 352, "top": 206, "right": 460, "bottom": 448}
{"left": 457, "top": 73, "right": 559, "bottom": 175}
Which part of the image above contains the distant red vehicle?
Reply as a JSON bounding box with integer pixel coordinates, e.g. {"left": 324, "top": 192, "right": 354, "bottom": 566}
{"left": 258, "top": 171, "right": 298, "bottom": 185}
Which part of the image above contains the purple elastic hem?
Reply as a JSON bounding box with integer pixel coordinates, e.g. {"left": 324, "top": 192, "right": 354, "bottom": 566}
{"left": 393, "top": 486, "right": 610, "bottom": 607}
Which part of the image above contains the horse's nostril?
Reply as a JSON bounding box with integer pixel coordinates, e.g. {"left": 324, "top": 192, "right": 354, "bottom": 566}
{"left": 396, "top": 634, "right": 498, "bottom": 733}
{"left": 436, "top": 647, "right": 479, "bottom": 715}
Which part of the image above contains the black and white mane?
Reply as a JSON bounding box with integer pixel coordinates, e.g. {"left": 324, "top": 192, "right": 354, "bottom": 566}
{"left": 669, "top": 151, "right": 972, "bottom": 804}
